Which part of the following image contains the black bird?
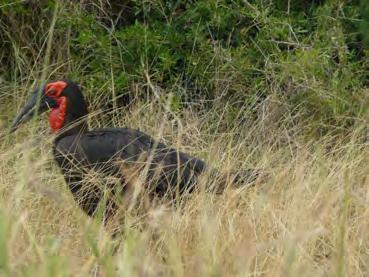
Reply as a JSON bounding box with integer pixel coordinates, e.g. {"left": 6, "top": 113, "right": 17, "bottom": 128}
{"left": 10, "top": 80, "right": 258, "bottom": 220}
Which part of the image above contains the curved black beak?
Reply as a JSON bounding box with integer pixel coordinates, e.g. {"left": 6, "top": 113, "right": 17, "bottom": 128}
{"left": 10, "top": 86, "right": 57, "bottom": 133}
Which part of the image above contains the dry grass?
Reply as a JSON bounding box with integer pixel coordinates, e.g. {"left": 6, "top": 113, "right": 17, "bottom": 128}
{"left": 0, "top": 98, "right": 368, "bottom": 276}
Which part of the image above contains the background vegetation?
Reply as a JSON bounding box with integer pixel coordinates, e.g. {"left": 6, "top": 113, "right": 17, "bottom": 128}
{"left": 1, "top": 0, "right": 368, "bottom": 135}
{"left": 0, "top": 0, "right": 368, "bottom": 276}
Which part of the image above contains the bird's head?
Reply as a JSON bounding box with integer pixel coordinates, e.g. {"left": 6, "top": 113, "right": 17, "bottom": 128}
{"left": 10, "top": 79, "right": 88, "bottom": 134}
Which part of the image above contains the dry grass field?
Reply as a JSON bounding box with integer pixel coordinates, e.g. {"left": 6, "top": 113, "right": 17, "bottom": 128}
{"left": 1, "top": 94, "right": 368, "bottom": 276}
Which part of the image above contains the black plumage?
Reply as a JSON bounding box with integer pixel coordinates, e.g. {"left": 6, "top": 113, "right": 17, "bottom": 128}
{"left": 54, "top": 127, "right": 206, "bottom": 217}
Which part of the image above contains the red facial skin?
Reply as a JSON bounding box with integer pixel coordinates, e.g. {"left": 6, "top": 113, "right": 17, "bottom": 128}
{"left": 45, "top": 81, "right": 68, "bottom": 133}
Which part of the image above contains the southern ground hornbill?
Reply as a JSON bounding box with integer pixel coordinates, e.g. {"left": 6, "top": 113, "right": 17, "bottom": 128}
{"left": 10, "top": 79, "right": 259, "bottom": 221}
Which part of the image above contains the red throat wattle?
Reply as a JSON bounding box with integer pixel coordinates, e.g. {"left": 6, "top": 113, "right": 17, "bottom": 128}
{"left": 49, "top": 96, "right": 67, "bottom": 133}
{"left": 45, "top": 81, "right": 68, "bottom": 133}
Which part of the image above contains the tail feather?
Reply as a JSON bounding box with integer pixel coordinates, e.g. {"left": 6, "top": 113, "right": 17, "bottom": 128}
{"left": 206, "top": 168, "right": 264, "bottom": 193}
{"left": 231, "top": 169, "right": 262, "bottom": 187}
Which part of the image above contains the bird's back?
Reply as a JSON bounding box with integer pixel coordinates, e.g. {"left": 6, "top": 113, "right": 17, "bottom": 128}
{"left": 53, "top": 127, "right": 206, "bottom": 196}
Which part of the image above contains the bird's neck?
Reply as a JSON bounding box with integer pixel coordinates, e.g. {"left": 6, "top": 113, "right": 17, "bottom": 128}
{"left": 50, "top": 96, "right": 89, "bottom": 139}
{"left": 55, "top": 119, "right": 89, "bottom": 139}
{"left": 49, "top": 97, "right": 67, "bottom": 133}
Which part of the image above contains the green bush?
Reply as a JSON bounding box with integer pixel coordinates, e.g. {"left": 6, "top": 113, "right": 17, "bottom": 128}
{"left": 0, "top": 0, "right": 368, "bottom": 135}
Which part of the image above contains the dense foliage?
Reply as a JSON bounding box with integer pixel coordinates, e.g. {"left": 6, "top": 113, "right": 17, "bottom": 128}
{"left": 0, "top": 0, "right": 368, "bottom": 135}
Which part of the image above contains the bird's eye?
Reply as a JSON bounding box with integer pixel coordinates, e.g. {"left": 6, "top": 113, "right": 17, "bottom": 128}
{"left": 45, "top": 85, "right": 56, "bottom": 96}
{"left": 44, "top": 81, "right": 67, "bottom": 97}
